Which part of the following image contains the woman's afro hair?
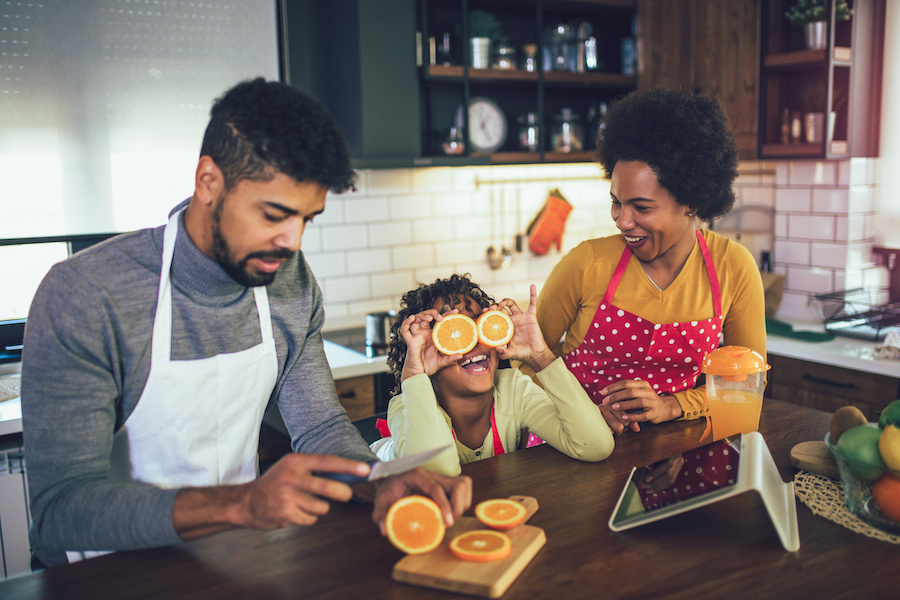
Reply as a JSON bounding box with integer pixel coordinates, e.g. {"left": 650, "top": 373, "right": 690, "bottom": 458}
{"left": 595, "top": 87, "right": 739, "bottom": 222}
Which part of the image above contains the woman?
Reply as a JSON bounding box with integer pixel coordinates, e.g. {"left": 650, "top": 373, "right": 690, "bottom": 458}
{"left": 535, "top": 87, "right": 766, "bottom": 435}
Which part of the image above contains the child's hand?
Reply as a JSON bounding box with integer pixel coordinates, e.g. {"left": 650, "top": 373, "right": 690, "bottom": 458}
{"left": 399, "top": 309, "right": 463, "bottom": 381}
{"left": 491, "top": 284, "right": 556, "bottom": 372}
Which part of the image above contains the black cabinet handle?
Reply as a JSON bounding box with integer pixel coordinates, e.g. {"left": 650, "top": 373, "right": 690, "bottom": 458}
{"left": 801, "top": 374, "right": 856, "bottom": 389}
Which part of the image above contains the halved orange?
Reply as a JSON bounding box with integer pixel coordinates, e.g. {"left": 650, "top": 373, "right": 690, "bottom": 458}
{"left": 449, "top": 529, "right": 512, "bottom": 562}
{"left": 474, "top": 498, "right": 527, "bottom": 530}
{"left": 385, "top": 495, "right": 446, "bottom": 555}
{"left": 432, "top": 313, "right": 478, "bottom": 356}
{"left": 476, "top": 310, "right": 514, "bottom": 347}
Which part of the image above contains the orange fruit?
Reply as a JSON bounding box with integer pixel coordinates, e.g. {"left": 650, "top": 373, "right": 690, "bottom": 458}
{"left": 474, "top": 498, "right": 527, "bottom": 530}
{"left": 449, "top": 529, "right": 512, "bottom": 562}
{"left": 872, "top": 473, "right": 900, "bottom": 522}
{"left": 476, "top": 310, "right": 514, "bottom": 347}
{"left": 384, "top": 495, "right": 446, "bottom": 554}
{"left": 432, "top": 313, "right": 478, "bottom": 355}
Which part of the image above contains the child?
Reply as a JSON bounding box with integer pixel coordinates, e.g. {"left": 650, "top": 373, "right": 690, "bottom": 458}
{"left": 369, "top": 274, "right": 614, "bottom": 476}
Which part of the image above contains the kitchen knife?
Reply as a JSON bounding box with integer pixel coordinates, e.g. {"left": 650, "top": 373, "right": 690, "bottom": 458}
{"left": 321, "top": 444, "right": 452, "bottom": 484}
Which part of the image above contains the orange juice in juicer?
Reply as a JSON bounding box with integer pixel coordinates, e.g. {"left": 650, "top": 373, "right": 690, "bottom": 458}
{"left": 701, "top": 346, "right": 770, "bottom": 441}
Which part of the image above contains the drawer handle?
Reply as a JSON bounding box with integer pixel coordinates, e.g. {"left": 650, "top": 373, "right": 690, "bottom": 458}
{"left": 801, "top": 374, "right": 856, "bottom": 389}
{"left": 339, "top": 390, "right": 357, "bottom": 399}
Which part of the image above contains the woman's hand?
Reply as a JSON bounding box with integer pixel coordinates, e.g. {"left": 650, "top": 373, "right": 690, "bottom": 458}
{"left": 492, "top": 284, "right": 555, "bottom": 371}
{"left": 597, "top": 403, "right": 641, "bottom": 435}
{"left": 599, "top": 379, "right": 684, "bottom": 432}
{"left": 399, "top": 310, "right": 463, "bottom": 381}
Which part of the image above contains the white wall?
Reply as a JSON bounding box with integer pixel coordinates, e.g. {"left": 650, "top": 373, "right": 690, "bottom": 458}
{"left": 305, "top": 161, "right": 780, "bottom": 330}
{"left": 877, "top": 0, "right": 900, "bottom": 246}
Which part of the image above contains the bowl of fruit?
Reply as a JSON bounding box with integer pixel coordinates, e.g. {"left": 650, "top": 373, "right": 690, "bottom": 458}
{"left": 825, "top": 401, "right": 900, "bottom": 535}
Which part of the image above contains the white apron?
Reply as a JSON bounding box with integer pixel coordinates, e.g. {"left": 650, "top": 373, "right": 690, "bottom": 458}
{"left": 67, "top": 210, "right": 278, "bottom": 562}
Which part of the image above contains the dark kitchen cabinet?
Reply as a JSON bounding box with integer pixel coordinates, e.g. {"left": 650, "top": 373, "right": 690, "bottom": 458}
{"left": 282, "top": 0, "right": 422, "bottom": 167}
{"left": 766, "top": 354, "right": 899, "bottom": 421}
{"left": 637, "top": 0, "right": 761, "bottom": 160}
{"left": 282, "top": 0, "right": 638, "bottom": 168}
{"left": 758, "top": 0, "right": 884, "bottom": 159}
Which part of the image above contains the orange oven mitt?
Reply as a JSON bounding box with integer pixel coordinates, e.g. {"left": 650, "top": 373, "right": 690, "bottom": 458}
{"left": 527, "top": 189, "right": 573, "bottom": 255}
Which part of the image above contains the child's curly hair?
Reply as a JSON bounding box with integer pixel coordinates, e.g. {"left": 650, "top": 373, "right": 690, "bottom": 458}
{"left": 386, "top": 274, "right": 495, "bottom": 397}
{"left": 594, "top": 87, "right": 739, "bottom": 222}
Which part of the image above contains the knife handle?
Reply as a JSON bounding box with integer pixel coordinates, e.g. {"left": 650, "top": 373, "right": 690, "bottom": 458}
{"left": 317, "top": 460, "right": 377, "bottom": 484}
{"left": 320, "top": 472, "right": 366, "bottom": 484}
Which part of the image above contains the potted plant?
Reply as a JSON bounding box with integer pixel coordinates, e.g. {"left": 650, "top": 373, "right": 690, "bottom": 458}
{"left": 467, "top": 10, "right": 503, "bottom": 69}
{"left": 784, "top": 0, "right": 853, "bottom": 50}
{"left": 798, "top": 80, "right": 827, "bottom": 144}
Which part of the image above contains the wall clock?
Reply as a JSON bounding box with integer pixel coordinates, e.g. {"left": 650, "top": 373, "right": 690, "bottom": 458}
{"left": 464, "top": 96, "right": 508, "bottom": 153}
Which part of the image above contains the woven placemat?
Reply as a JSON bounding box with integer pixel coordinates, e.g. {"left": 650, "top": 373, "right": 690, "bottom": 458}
{"left": 794, "top": 471, "right": 900, "bottom": 544}
{"left": 0, "top": 374, "right": 21, "bottom": 403}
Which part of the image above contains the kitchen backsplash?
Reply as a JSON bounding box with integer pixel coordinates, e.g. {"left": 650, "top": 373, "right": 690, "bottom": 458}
{"left": 305, "top": 158, "right": 884, "bottom": 331}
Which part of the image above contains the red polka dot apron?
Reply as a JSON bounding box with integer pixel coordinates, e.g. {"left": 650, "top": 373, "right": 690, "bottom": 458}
{"left": 563, "top": 229, "right": 723, "bottom": 405}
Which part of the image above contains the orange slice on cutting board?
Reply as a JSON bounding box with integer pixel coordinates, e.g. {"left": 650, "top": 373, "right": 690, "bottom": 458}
{"left": 476, "top": 310, "right": 515, "bottom": 347}
{"left": 449, "top": 529, "right": 513, "bottom": 562}
{"left": 432, "top": 313, "right": 479, "bottom": 355}
{"left": 385, "top": 495, "right": 446, "bottom": 555}
{"left": 474, "top": 498, "right": 528, "bottom": 530}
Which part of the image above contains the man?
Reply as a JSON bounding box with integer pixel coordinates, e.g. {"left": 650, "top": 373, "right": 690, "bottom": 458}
{"left": 21, "top": 78, "right": 471, "bottom": 568}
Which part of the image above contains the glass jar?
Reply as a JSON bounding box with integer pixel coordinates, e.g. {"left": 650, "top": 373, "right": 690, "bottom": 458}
{"left": 551, "top": 108, "right": 583, "bottom": 153}
{"left": 518, "top": 112, "right": 540, "bottom": 152}
{"left": 521, "top": 44, "right": 537, "bottom": 72}
{"left": 441, "top": 126, "right": 465, "bottom": 155}
{"left": 493, "top": 38, "right": 516, "bottom": 70}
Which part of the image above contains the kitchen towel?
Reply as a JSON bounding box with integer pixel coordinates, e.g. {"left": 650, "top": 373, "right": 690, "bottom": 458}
{"left": 0, "top": 374, "right": 20, "bottom": 403}
{"left": 765, "top": 318, "right": 836, "bottom": 342}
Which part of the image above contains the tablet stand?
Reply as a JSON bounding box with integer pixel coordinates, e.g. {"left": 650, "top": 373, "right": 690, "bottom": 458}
{"left": 608, "top": 431, "right": 800, "bottom": 552}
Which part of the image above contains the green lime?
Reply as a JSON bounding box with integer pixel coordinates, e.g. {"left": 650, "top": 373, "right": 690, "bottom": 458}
{"left": 878, "top": 399, "right": 900, "bottom": 429}
{"left": 836, "top": 424, "right": 886, "bottom": 482}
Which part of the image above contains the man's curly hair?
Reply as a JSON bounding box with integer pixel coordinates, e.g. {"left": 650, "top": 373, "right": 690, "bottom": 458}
{"left": 200, "top": 78, "right": 356, "bottom": 193}
{"left": 594, "top": 87, "right": 738, "bottom": 222}
{"left": 386, "top": 274, "right": 495, "bottom": 397}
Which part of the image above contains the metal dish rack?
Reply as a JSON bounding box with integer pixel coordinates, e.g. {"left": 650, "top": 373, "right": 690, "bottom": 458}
{"left": 809, "top": 288, "right": 900, "bottom": 341}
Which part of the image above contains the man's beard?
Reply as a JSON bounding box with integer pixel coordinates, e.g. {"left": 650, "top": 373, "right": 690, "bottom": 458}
{"left": 210, "top": 195, "right": 295, "bottom": 287}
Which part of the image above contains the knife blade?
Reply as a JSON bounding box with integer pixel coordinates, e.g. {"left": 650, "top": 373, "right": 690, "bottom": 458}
{"left": 321, "top": 444, "right": 452, "bottom": 484}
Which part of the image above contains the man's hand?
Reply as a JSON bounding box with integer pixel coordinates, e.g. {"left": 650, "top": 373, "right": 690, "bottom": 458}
{"left": 173, "top": 453, "right": 371, "bottom": 540}
{"left": 370, "top": 468, "right": 473, "bottom": 535}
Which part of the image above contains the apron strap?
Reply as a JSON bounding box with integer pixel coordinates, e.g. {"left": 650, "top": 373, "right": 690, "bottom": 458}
{"left": 151, "top": 211, "right": 182, "bottom": 365}
{"left": 695, "top": 229, "right": 721, "bottom": 442}
{"left": 490, "top": 398, "right": 505, "bottom": 456}
{"left": 695, "top": 230, "right": 722, "bottom": 318}
{"left": 603, "top": 245, "right": 634, "bottom": 304}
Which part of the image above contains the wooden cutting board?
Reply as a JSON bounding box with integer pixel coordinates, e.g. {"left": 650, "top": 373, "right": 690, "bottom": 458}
{"left": 393, "top": 495, "right": 545, "bottom": 599}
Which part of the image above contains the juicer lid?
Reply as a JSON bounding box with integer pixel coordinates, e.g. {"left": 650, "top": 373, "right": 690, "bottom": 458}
{"left": 701, "top": 345, "right": 770, "bottom": 377}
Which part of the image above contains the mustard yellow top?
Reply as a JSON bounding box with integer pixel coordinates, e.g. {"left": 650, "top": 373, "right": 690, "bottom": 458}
{"left": 534, "top": 229, "right": 766, "bottom": 420}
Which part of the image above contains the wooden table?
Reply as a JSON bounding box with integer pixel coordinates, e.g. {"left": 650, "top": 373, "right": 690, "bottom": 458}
{"left": 2, "top": 400, "right": 897, "bottom": 599}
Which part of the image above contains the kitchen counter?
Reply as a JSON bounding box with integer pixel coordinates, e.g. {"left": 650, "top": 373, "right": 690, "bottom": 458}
{"left": 3, "top": 400, "right": 897, "bottom": 598}
{"left": 766, "top": 320, "right": 900, "bottom": 378}
{"left": 0, "top": 340, "right": 389, "bottom": 437}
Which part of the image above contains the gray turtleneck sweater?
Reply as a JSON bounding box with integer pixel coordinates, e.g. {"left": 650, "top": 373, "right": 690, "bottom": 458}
{"left": 21, "top": 202, "right": 375, "bottom": 567}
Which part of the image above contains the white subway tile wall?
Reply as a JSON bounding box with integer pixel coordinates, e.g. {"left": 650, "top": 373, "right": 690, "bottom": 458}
{"left": 303, "top": 159, "right": 885, "bottom": 330}
{"left": 773, "top": 157, "right": 883, "bottom": 321}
